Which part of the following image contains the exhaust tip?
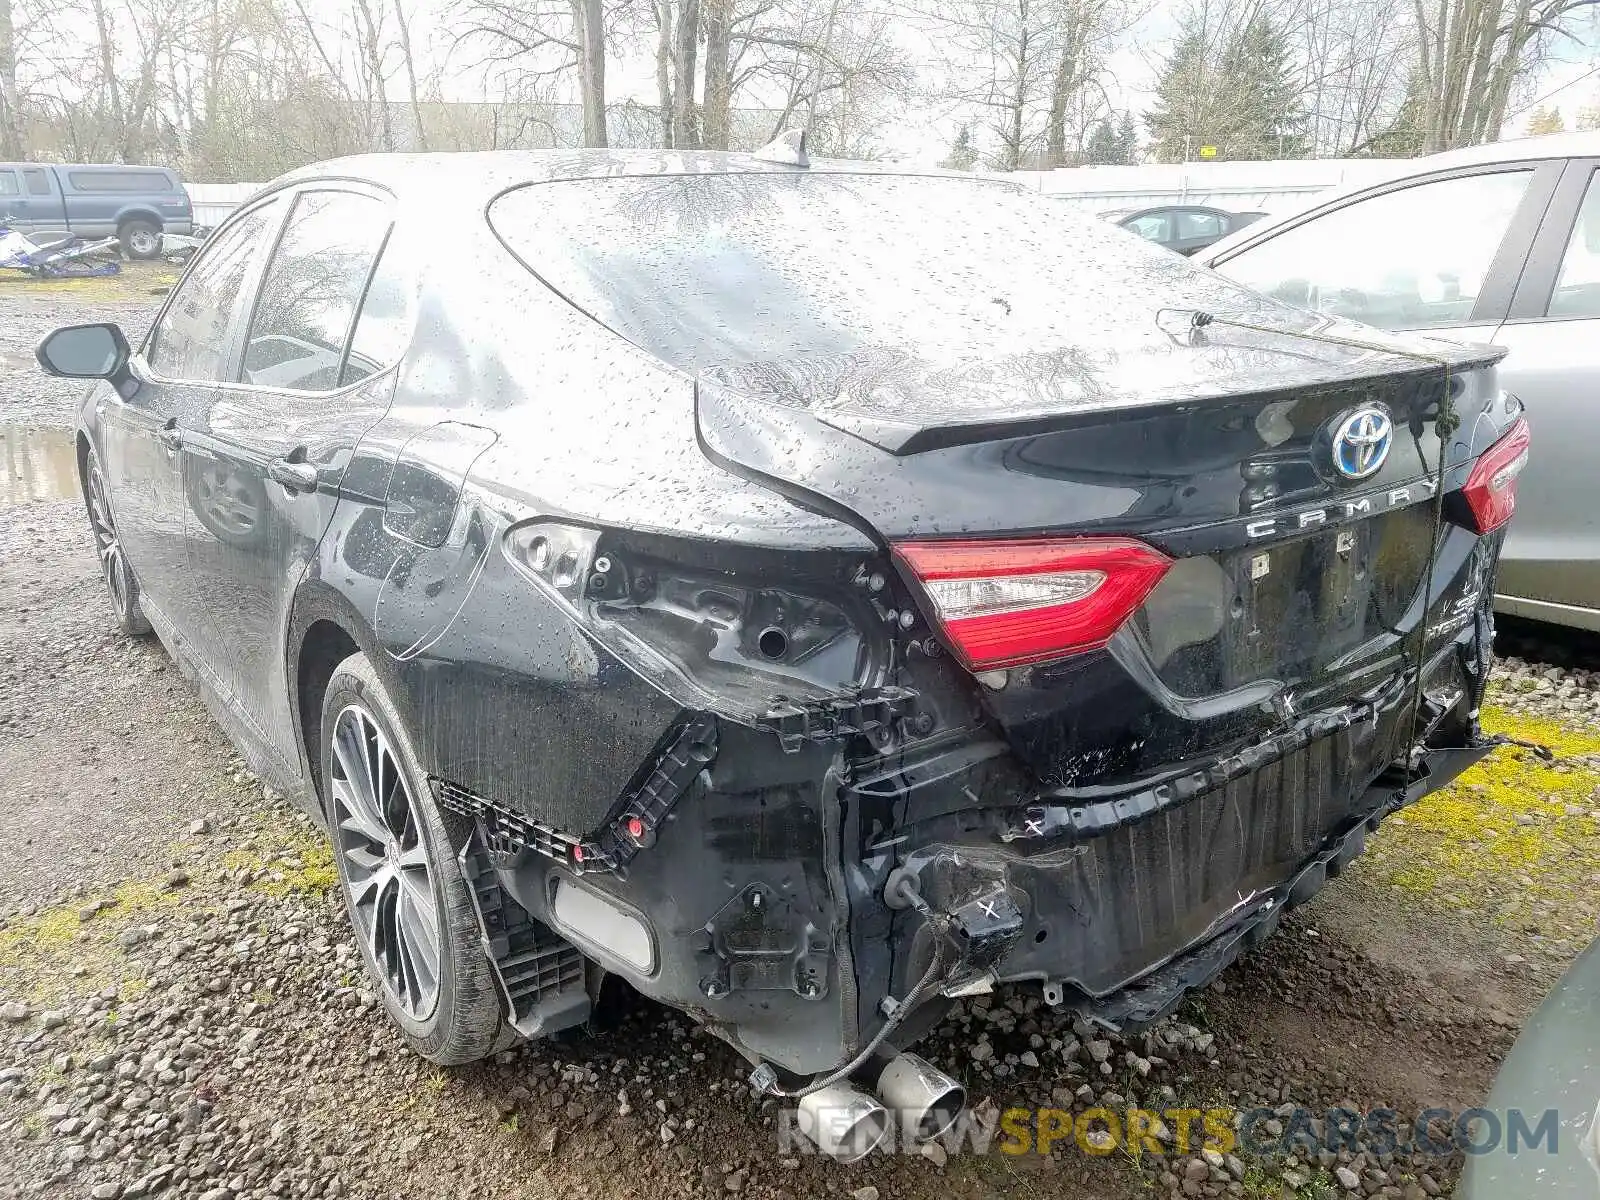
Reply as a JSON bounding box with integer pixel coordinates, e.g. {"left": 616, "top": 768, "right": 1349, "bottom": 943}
{"left": 796, "top": 1084, "right": 891, "bottom": 1162}
{"left": 875, "top": 1052, "right": 967, "bottom": 1142}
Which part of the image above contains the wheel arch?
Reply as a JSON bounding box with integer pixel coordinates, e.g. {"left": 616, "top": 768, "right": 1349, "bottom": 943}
{"left": 114, "top": 206, "right": 163, "bottom": 232}
{"left": 286, "top": 581, "right": 388, "bottom": 824}
{"left": 75, "top": 430, "right": 92, "bottom": 499}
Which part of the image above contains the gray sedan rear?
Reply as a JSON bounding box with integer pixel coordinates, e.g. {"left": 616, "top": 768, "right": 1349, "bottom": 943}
{"left": 1196, "top": 131, "right": 1600, "bottom": 631}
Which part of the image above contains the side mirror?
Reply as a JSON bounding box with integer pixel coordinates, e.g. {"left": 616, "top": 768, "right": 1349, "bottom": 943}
{"left": 35, "top": 323, "right": 130, "bottom": 380}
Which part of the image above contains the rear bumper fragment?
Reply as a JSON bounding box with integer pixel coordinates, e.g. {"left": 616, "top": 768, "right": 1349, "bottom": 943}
{"left": 442, "top": 663, "right": 1493, "bottom": 1074}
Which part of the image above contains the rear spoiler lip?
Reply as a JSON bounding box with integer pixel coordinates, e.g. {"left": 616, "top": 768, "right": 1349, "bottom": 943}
{"left": 791, "top": 349, "right": 1507, "bottom": 457}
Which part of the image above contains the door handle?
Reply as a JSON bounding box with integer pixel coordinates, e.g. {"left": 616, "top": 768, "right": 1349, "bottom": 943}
{"left": 157, "top": 422, "right": 182, "bottom": 451}
{"left": 268, "top": 457, "right": 319, "bottom": 494}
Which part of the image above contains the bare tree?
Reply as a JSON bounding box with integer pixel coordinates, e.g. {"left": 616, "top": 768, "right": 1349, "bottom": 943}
{"left": 1411, "top": 0, "right": 1600, "bottom": 149}
{"left": 0, "top": 0, "right": 21, "bottom": 157}
{"left": 654, "top": 0, "right": 673, "bottom": 145}
{"left": 927, "top": 0, "right": 1130, "bottom": 169}
{"left": 391, "top": 0, "right": 427, "bottom": 150}
{"left": 351, "top": 0, "right": 394, "bottom": 150}
{"left": 1291, "top": 0, "right": 1414, "bottom": 154}
{"left": 456, "top": 0, "right": 610, "bottom": 146}
{"left": 575, "top": 0, "right": 607, "bottom": 144}
{"left": 670, "top": 0, "right": 699, "bottom": 145}
{"left": 701, "top": 0, "right": 732, "bottom": 148}
{"left": 741, "top": 0, "right": 911, "bottom": 154}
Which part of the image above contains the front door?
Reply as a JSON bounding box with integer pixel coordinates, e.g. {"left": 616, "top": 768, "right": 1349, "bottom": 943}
{"left": 178, "top": 186, "right": 399, "bottom": 772}
{"left": 101, "top": 198, "right": 284, "bottom": 634}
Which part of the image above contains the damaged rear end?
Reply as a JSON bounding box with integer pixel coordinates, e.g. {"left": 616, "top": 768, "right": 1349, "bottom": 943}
{"left": 458, "top": 170, "right": 1526, "bottom": 1133}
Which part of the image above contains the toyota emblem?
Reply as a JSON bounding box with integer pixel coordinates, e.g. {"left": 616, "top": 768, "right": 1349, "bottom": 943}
{"left": 1328, "top": 405, "right": 1394, "bottom": 480}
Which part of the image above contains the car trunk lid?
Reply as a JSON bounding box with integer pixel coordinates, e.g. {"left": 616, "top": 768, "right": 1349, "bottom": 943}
{"left": 696, "top": 327, "right": 1506, "bottom": 784}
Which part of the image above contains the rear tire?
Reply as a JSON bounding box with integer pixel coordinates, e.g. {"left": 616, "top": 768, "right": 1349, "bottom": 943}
{"left": 319, "top": 651, "right": 511, "bottom": 1064}
{"left": 118, "top": 219, "right": 161, "bottom": 260}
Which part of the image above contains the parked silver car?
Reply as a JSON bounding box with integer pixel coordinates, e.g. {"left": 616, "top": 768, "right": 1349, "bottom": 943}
{"left": 1197, "top": 132, "right": 1600, "bottom": 631}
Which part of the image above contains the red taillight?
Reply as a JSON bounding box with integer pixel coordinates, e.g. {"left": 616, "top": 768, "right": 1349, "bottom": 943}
{"left": 892, "top": 537, "right": 1172, "bottom": 670}
{"left": 1462, "top": 417, "right": 1531, "bottom": 534}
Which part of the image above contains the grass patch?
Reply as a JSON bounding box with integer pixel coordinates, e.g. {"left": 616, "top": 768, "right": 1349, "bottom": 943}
{"left": 1363, "top": 704, "right": 1600, "bottom": 920}
{"left": 0, "top": 261, "right": 177, "bottom": 302}
{"left": 0, "top": 806, "right": 334, "bottom": 1008}
{"left": 0, "top": 877, "right": 186, "bottom": 1006}
{"left": 220, "top": 838, "right": 336, "bottom": 898}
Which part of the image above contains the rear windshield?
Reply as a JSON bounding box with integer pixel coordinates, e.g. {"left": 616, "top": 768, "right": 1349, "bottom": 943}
{"left": 489, "top": 172, "right": 1252, "bottom": 374}
{"left": 68, "top": 169, "right": 176, "bottom": 193}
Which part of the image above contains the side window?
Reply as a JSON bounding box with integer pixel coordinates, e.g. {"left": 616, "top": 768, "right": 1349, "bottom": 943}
{"left": 1547, "top": 171, "right": 1600, "bottom": 320}
{"left": 1177, "top": 210, "right": 1225, "bottom": 240}
{"left": 1126, "top": 213, "right": 1170, "bottom": 243}
{"left": 341, "top": 233, "right": 413, "bottom": 386}
{"left": 147, "top": 201, "right": 280, "bottom": 382}
{"left": 67, "top": 169, "right": 173, "bottom": 192}
{"left": 241, "top": 191, "right": 390, "bottom": 392}
{"left": 0, "top": 170, "right": 18, "bottom": 197}
{"left": 1214, "top": 170, "right": 1533, "bottom": 330}
{"left": 23, "top": 169, "right": 50, "bottom": 196}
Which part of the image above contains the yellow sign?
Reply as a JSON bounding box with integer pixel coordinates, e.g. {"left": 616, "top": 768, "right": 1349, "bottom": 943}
{"left": 1198, "top": 144, "right": 1219, "bottom": 159}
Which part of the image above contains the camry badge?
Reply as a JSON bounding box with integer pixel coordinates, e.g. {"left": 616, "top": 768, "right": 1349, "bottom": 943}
{"left": 1329, "top": 405, "right": 1394, "bottom": 480}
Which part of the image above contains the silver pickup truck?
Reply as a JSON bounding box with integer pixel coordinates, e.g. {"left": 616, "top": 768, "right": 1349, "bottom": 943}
{"left": 0, "top": 162, "right": 194, "bottom": 259}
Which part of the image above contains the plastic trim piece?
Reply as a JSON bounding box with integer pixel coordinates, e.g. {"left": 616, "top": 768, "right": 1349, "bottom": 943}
{"left": 458, "top": 834, "right": 591, "bottom": 1038}
{"left": 755, "top": 685, "right": 918, "bottom": 753}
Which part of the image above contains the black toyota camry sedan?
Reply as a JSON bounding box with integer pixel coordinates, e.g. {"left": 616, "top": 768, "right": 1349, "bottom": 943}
{"left": 39, "top": 139, "right": 1528, "bottom": 1156}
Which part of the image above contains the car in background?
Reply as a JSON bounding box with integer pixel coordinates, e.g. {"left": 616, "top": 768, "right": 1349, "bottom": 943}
{"left": 1106, "top": 204, "right": 1268, "bottom": 255}
{"left": 0, "top": 162, "right": 193, "bottom": 259}
{"left": 1196, "top": 131, "right": 1600, "bottom": 632}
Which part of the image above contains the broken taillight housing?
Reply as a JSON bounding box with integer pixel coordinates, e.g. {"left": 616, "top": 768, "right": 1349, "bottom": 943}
{"left": 1461, "top": 416, "right": 1530, "bottom": 534}
{"left": 892, "top": 537, "right": 1173, "bottom": 669}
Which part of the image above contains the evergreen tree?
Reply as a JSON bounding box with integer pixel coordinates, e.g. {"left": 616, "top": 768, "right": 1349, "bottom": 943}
{"left": 941, "top": 124, "right": 978, "bottom": 171}
{"left": 1144, "top": 25, "right": 1210, "bottom": 162}
{"left": 1144, "top": 13, "right": 1303, "bottom": 162}
{"left": 1528, "top": 105, "right": 1565, "bottom": 135}
{"left": 1115, "top": 110, "right": 1138, "bottom": 163}
{"left": 1222, "top": 16, "right": 1304, "bottom": 159}
{"left": 1085, "top": 118, "right": 1119, "bottom": 164}
{"left": 1085, "top": 111, "right": 1139, "bottom": 164}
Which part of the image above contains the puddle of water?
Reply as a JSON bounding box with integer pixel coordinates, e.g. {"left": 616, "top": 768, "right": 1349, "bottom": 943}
{"left": 0, "top": 425, "right": 78, "bottom": 509}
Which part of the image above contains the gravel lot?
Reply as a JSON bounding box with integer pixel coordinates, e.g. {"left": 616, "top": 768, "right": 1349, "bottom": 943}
{"left": 3, "top": 274, "right": 1597, "bottom": 1200}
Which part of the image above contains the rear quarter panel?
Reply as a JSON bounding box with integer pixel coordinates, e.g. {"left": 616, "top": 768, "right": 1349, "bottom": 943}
{"left": 1486, "top": 317, "right": 1600, "bottom": 617}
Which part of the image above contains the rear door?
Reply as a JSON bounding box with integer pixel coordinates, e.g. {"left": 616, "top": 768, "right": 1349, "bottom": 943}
{"left": 1170, "top": 207, "right": 1229, "bottom": 255}
{"left": 177, "top": 185, "right": 401, "bottom": 770}
{"left": 1485, "top": 158, "right": 1600, "bottom": 623}
{"left": 1122, "top": 209, "right": 1174, "bottom": 250}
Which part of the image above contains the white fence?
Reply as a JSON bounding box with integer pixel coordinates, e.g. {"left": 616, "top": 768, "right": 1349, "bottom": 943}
{"left": 186, "top": 181, "right": 262, "bottom": 228}
{"left": 183, "top": 157, "right": 1410, "bottom": 227}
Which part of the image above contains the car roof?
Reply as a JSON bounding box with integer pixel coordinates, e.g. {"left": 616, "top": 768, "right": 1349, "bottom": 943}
{"left": 1412, "top": 130, "right": 1600, "bottom": 169}
{"left": 1117, "top": 203, "right": 1228, "bottom": 219}
{"left": 268, "top": 149, "right": 976, "bottom": 204}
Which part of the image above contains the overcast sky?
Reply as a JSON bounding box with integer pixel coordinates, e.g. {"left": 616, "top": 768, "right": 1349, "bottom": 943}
{"left": 330, "top": 0, "right": 1600, "bottom": 163}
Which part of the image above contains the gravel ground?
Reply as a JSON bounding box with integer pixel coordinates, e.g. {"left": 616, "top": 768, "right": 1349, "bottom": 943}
{"left": 3, "top": 280, "right": 1598, "bottom": 1200}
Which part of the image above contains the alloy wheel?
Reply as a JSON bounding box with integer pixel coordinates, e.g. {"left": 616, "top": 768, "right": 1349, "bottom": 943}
{"left": 86, "top": 460, "right": 132, "bottom": 619}
{"left": 329, "top": 704, "right": 443, "bottom": 1020}
{"left": 128, "top": 228, "right": 159, "bottom": 256}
